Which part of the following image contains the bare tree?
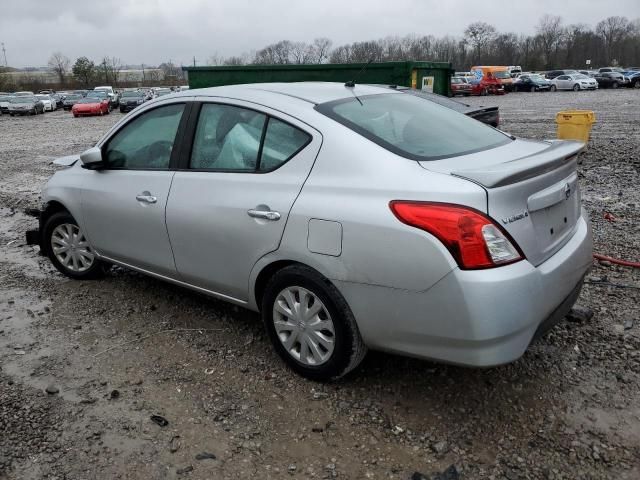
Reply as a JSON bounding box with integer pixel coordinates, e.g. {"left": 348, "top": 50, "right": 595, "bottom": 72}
{"left": 290, "top": 41, "right": 312, "bottom": 64}
{"left": 596, "top": 16, "right": 632, "bottom": 64}
{"left": 309, "top": 38, "right": 332, "bottom": 63}
{"left": 47, "top": 52, "right": 71, "bottom": 84}
{"left": 535, "top": 15, "right": 565, "bottom": 68}
{"left": 464, "top": 22, "right": 497, "bottom": 60}
{"left": 223, "top": 56, "right": 245, "bottom": 66}
{"left": 207, "top": 53, "right": 223, "bottom": 66}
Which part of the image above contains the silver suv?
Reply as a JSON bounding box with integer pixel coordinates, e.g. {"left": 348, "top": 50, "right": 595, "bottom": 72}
{"left": 28, "top": 83, "right": 593, "bottom": 380}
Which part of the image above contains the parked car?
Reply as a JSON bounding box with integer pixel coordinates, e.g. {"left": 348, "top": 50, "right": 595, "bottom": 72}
{"left": 95, "top": 86, "right": 117, "bottom": 103}
{"left": 119, "top": 90, "right": 146, "bottom": 113}
{"left": 8, "top": 96, "right": 44, "bottom": 115}
{"left": 0, "top": 95, "right": 12, "bottom": 114}
{"left": 86, "top": 91, "right": 112, "bottom": 111}
{"left": 62, "top": 94, "right": 84, "bottom": 110}
{"left": 450, "top": 76, "right": 472, "bottom": 96}
{"left": 36, "top": 94, "right": 55, "bottom": 112}
{"left": 154, "top": 88, "right": 172, "bottom": 98}
{"left": 71, "top": 97, "right": 110, "bottom": 117}
{"left": 622, "top": 71, "right": 640, "bottom": 88}
{"left": 512, "top": 73, "right": 552, "bottom": 92}
{"left": 550, "top": 74, "right": 598, "bottom": 91}
{"left": 545, "top": 70, "right": 577, "bottom": 80}
{"left": 51, "top": 94, "right": 64, "bottom": 109}
{"left": 593, "top": 72, "right": 624, "bottom": 89}
{"left": 27, "top": 83, "right": 592, "bottom": 380}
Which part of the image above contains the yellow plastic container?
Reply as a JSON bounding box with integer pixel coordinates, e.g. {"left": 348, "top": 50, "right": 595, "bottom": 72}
{"left": 555, "top": 110, "right": 596, "bottom": 143}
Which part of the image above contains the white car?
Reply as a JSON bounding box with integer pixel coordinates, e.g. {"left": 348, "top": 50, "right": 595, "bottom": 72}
{"left": 0, "top": 95, "right": 11, "bottom": 114}
{"left": 35, "top": 94, "right": 55, "bottom": 111}
{"left": 550, "top": 74, "right": 598, "bottom": 91}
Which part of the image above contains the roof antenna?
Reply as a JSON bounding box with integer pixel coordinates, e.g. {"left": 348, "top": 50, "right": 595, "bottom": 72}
{"left": 345, "top": 58, "right": 374, "bottom": 88}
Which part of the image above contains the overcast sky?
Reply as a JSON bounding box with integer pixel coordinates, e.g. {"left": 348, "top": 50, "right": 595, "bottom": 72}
{"left": 1, "top": 0, "right": 639, "bottom": 68}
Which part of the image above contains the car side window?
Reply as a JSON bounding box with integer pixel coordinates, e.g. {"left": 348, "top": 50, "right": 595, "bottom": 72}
{"left": 259, "top": 118, "right": 311, "bottom": 172}
{"left": 557, "top": 75, "right": 568, "bottom": 80}
{"left": 190, "top": 104, "right": 266, "bottom": 171}
{"left": 104, "top": 104, "right": 185, "bottom": 169}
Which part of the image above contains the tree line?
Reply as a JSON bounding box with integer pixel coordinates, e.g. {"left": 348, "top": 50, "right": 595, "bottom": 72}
{"left": 2, "top": 13, "right": 639, "bottom": 93}
{"left": 210, "top": 15, "right": 640, "bottom": 70}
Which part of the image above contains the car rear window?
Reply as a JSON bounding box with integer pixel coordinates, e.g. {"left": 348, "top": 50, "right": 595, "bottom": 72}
{"left": 316, "top": 93, "right": 510, "bottom": 161}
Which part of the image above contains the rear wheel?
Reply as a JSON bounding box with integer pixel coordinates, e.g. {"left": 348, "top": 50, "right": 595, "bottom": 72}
{"left": 550, "top": 85, "right": 557, "bottom": 92}
{"left": 262, "top": 265, "right": 367, "bottom": 381}
{"left": 634, "top": 79, "right": 640, "bottom": 89}
{"left": 43, "top": 211, "right": 108, "bottom": 280}
{"left": 530, "top": 86, "right": 536, "bottom": 92}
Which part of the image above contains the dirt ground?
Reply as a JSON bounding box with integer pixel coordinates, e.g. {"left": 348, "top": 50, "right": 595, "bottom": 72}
{"left": 0, "top": 89, "right": 639, "bottom": 480}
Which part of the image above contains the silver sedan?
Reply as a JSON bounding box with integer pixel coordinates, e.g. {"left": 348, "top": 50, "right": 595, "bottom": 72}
{"left": 29, "top": 82, "right": 593, "bottom": 380}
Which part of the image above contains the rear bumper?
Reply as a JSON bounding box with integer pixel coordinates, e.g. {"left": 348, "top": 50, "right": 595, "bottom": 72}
{"left": 335, "top": 211, "right": 593, "bottom": 367}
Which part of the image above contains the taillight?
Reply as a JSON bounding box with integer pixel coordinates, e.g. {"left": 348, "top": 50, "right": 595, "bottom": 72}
{"left": 389, "top": 201, "right": 523, "bottom": 270}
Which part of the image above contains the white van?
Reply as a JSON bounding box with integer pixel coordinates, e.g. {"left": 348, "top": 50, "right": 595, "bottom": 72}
{"left": 94, "top": 86, "right": 114, "bottom": 96}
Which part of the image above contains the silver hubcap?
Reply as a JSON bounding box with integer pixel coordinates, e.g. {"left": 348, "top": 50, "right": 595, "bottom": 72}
{"left": 273, "top": 287, "right": 335, "bottom": 366}
{"left": 51, "top": 223, "right": 95, "bottom": 272}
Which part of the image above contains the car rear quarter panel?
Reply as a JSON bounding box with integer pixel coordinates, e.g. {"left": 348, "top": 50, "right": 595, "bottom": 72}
{"left": 250, "top": 118, "right": 488, "bottom": 308}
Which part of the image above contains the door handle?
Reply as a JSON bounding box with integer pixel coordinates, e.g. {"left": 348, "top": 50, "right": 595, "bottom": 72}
{"left": 247, "top": 209, "right": 281, "bottom": 221}
{"left": 136, "top": 192, "right": 157, "bottom": 204}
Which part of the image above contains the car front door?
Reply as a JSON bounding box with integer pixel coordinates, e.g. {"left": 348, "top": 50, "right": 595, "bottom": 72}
{"left": 165, "top": 100, "right": 321, "bottom": 302}
{"left": 555, "top": 75, "right": 568, "bottom": 89}
{"left": 80, "top": 102, "right": 189, "bottom": 276}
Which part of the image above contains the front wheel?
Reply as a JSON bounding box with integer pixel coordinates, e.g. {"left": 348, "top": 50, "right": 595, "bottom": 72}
{"left": 530, "top": 86, "right": 536, "bottom": 92}
{"left": 43, "top": 211, "right": 108, "bottom": 280}
{"left": 573, "top": 84, "right": 580, "bottom": 91}
{"left": 262, "top": 265, "right": 367, "bottom": 381}
{"left": 612, "top": 81, "right": 619, "bottom": 89}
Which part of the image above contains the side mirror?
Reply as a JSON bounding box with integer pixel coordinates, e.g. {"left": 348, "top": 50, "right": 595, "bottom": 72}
{"left": 80, "top": 147, "right": 104, "bottom": 170}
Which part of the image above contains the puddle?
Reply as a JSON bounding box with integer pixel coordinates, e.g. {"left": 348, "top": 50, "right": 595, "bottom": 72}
{"left": 0, "top": 289, "right": 83, "bottom": 402}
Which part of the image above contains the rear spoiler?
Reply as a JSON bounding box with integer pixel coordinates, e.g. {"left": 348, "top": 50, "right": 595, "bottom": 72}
{"left": 451, "top": 140, "right": 585, "bottom": 188}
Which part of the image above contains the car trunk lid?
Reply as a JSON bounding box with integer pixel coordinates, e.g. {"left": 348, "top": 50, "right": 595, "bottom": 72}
{"left": 420, "top": 138, "right": 585, "bottom": 266}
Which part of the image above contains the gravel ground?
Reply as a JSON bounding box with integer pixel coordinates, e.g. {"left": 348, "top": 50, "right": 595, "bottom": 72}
{"left": 0, "top": 90, "right": 639, "bottom": 480}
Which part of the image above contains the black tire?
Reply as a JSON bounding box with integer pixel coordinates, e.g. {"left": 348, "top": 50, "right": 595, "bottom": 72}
{"left": 612, "top": 81, "right": 619, "bottom": 89}
{"left": 530, "top": 86, "right": 536, "bottom": 92}
{"left": 633, "top": 79, "right": 640, "bottom": 89}
{"left": 262, "top": 265, "right": 367, "bottom": 381}
{"left": 550, "top": 85, "right": 557, "bottom": 92}
{"left": 43, "top": 211, "right": 108, "bottom": 280}
{"left": 573, "top": 84, "right": 580, "bottom": 91}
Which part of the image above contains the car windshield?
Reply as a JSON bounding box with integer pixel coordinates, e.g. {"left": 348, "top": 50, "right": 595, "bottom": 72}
{"left": 492, "top": 71, "right": 510, "bottom": 79}
{"left": 88, "top": 92, "right": 106, "bottom": 97}
{"left": 316, "top": 93, "right": 510, "bottom": 161}
{"left": 155, "top": 89, "right": 171, "bottom": 96}
{"left": 122, "top": 91, "right": 143, "bottom": 98}
{"left": 529, "top": 74, "right": 544, "bottom": 80}
{"left": 65, "top": 95, "right": 82, "bottom": 100}
{"left": 10, "top": 97, "right": 34, "bottom": 103}
{"left": 36, "top": 95, "right": 49, "bottom": 99}
{"left": 451, "top": 78, "right": 464, "bottom": 84}
{"left": 78, "top": 98, "right": 100, "bottom": 104}
{"left": 574, "top": 74, "right": 589, "bottom": 79}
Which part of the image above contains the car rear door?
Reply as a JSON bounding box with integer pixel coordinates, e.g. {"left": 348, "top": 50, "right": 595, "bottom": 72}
{"left": 80, "top": 101, "right": 190, "bottom": 276}
{"left": 165, "top": 99, "right": 321, "bottom": 302}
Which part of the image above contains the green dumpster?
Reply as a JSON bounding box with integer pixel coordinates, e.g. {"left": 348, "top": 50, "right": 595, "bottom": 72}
{"left": 183, "top": 61, "right": 454, "bottom": 96}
